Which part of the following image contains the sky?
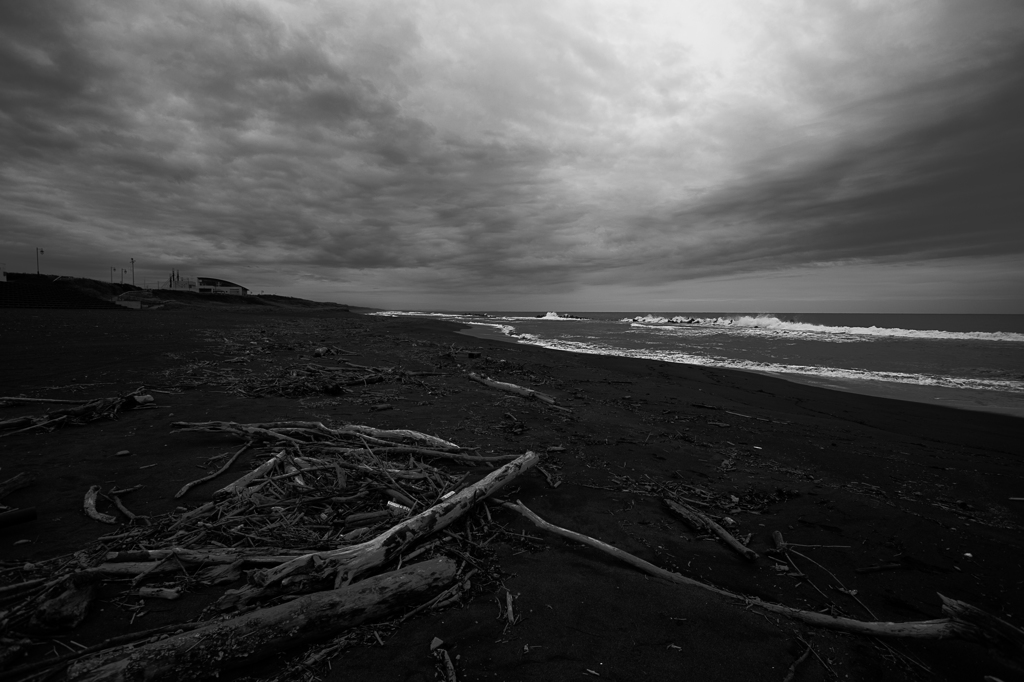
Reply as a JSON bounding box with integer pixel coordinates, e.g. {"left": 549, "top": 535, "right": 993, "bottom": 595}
{"left": 2, "top": 0, "right": 1023, "bottom": 313}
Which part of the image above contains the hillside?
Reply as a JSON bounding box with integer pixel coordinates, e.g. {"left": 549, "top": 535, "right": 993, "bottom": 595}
{"left": 3, "top": 272, "right": 371, "bottom": 311}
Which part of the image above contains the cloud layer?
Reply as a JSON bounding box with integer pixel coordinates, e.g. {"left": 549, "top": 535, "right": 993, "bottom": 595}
{"left": 2, "top": 0, "right": 1023, "bottom": 310}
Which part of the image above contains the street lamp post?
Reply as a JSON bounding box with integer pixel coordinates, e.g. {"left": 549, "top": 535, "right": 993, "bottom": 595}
{"left": 110, "top": 267, "right": 115, "bottom": 283}
{"left": 130, "top": 258, "right": 135, "bottom": 286}
{"left": 36, "top": 248, "right": 44, "bottom": 275}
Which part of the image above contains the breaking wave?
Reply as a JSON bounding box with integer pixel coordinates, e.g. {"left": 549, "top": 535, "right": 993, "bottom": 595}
{"left": 623, "top": 314, "right": 1024, "bottom": 342}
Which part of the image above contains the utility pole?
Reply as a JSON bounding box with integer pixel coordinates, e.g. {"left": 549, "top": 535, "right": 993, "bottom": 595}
{"left": 110, "top": 267, "right": 115, "bottom": 283}
{"left": 130, "top": 258, "right": 135, "bottom": 286}
{"left": 36, "top": 248, "right": 44, "bottom": 275}
{"left": 120, "top": 268, "right": 126, "bottom": 285}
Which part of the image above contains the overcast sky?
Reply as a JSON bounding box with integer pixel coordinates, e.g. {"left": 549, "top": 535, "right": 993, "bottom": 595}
{"left": 2, "top": 0, "right": 1023, "bottom": 312}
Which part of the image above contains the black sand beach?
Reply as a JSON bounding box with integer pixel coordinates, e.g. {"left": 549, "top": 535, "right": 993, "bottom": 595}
{"left": 1, "top": 305, "right": 1022, "bottom": 681}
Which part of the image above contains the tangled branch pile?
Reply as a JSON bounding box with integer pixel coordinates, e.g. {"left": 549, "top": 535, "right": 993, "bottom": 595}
{"left": 0, "top": 420, "right": 538, "bottom": 682}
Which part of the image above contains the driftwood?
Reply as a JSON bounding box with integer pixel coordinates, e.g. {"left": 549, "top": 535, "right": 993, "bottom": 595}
{"left": 0, "top": 471, "right": 35, "bottom": 500}
{"left": 68, "top": 558, "right": 457, "bottom": 682}
{"left": 665, "top": 498, "right": 758, "bottom": 561}
{"left": 134, "top": 587, "right": 181, "bottom": 600}
{"left": 0, "top": 394, "right": 152, "bottom": 437}
{"left": 174, "top": 442, "right": 252, "bottom": 498}
{"left": 0, "top": 396, "right": 92, "bottom": 406}
{"left": 86, "top": 550, "right": 303, "bottom": 579}
{"left": 26, "top": 574, "right": 100, "bottom": 634}
{"left": 84, "top": 486, "right": 117, "bottom": 524}
{"left": 174, "top": 420, "right": 461, "bottom": 451}
{"left": 467, "top": 373, "right": 565, "bottom": 410}
{"left": 217, "top": 451, "right": 539, "bottom": 609}
{"left": 214, "top": 450, "right": 287, "bottom": 498}
{"left": 502, "top": 500, "right": 1024, "bottom": 658}
{"left": 172, "top": 420, "right": 512, "bottom": 464}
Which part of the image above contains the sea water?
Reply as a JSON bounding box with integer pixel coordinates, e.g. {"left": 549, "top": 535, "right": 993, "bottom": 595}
{"left": 373, "top": 311, "right": 1024, "bottom": 418}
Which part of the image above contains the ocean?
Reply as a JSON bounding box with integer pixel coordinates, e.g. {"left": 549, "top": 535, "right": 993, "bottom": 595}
{"left": 372, "top": 311, "right": 1024, "bottom": 418}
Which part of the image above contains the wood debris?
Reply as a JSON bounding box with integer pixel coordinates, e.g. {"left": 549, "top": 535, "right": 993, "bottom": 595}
{"left": 501, "top": 499, "right": 1024, "bottom": 662}
{"left": 0, "top": 417, "right": 536, "bottom": 682}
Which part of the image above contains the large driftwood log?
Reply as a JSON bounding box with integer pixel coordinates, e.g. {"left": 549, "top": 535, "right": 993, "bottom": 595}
{"left": 664, "top": 498, "right": 758, "bottom": 561}
{"left": 217, "top": 451, "right": 538, "bottom": 610}
{"left": 503, "top": 500, "right": 1024, "bottom": 658}
{"left": 68, "top": 558, "right": 457, "bottom": 682}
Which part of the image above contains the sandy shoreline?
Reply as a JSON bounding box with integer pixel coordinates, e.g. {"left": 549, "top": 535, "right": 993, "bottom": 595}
{"left": 458, "top": 321, "right": 1024, "bottom": 419}
{"left": 1, "top": 307, "right": 1022, "bottom": 681}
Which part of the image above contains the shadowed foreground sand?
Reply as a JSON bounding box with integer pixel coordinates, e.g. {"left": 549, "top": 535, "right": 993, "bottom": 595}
{"left": 1, "top": 307, "right": 1021, "bottom": 682}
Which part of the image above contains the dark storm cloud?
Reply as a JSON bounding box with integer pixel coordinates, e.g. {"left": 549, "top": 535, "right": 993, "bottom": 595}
{"left": 0, "top": 0, "right": 563, "bottom": 286}
{"left": 1, "top": 0, "right": 1022, "bottom": 308}
{"left": 589, "top": 42, "right": 1024, "bottom": 285}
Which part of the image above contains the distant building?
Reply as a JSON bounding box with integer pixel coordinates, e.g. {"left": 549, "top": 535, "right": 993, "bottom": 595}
{"left": 157, "top": 271, "right": 248, "bottom": 295}
{"left": 165, "top": 274, "right": 197, "bottom": 292}
{"left": 197, "top": 277, "right": 248, "bottom": 295}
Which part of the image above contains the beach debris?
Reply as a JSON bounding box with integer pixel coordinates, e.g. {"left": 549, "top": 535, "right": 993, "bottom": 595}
{"left": 67, "top": 558, "right": 457, "bottom": 682}
{"left": 433, "top": 640, "right": 459, "bottom": 682}
{"left": 174, "top": 442, "right": 252, "bottom": 498}
{"left": 83, "top": 486, "right": 118, "bottom": 524}
{"left": 0, "top": 390, "right": 155, "bottom": 437}
{"left": 134, "top": 587, "right": 181, "bottom": 600}
{"left": 0, "top": 472, "right": 36, "bottom": 501}
{"left": 217, "top": 450, "right": 537, "bottom": 610}
{"left": 467, "top": 373, "right": 569, "bottom": 411}
{"left": 855, "top": 563, "right": 904, "bottom": 574}
{"left": 496, "top": 588, "right": 520, "bottom": 631}
{"left": 0, "top": 413, "right": 527, "bottom": 682}
{"left": 501, "top": 499, "right": 1024, "bottom": 660}
{"left": 111, "top": 495, "right": 146, "bottom": 525}
{"left": 26, "top": 573, "right": 99, "bottom": 634}
{"left": 536, "top": 464, "right": 562, "bottom": 488}
{"left": 781, "top": 638, "right": 814, "bottom": 682}
{"left": 0, "top": 396, "right": 95, "bottom": 406}
{"left": 664, "top": 498, "right": 758, "bottom": 561}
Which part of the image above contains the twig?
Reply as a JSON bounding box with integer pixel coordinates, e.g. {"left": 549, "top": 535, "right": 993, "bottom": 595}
{"left": 781, "top": 639, "right": 813, "bottom": 682}
{"left": 665, "top": 498, "right": 758, "bottom": 561}
{"left": 175, "top": 442, "right": 253, "bottom": 498}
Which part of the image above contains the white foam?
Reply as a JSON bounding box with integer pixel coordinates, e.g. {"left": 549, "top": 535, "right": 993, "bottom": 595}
{"left": 626, "top": 314, "right": 1024, "bottom": 342}
{"left": 512, "top": 336, "right": 1024, "bottom": 394}
{"left": 371, "top": 310, "right": 454, "bottom": 317}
